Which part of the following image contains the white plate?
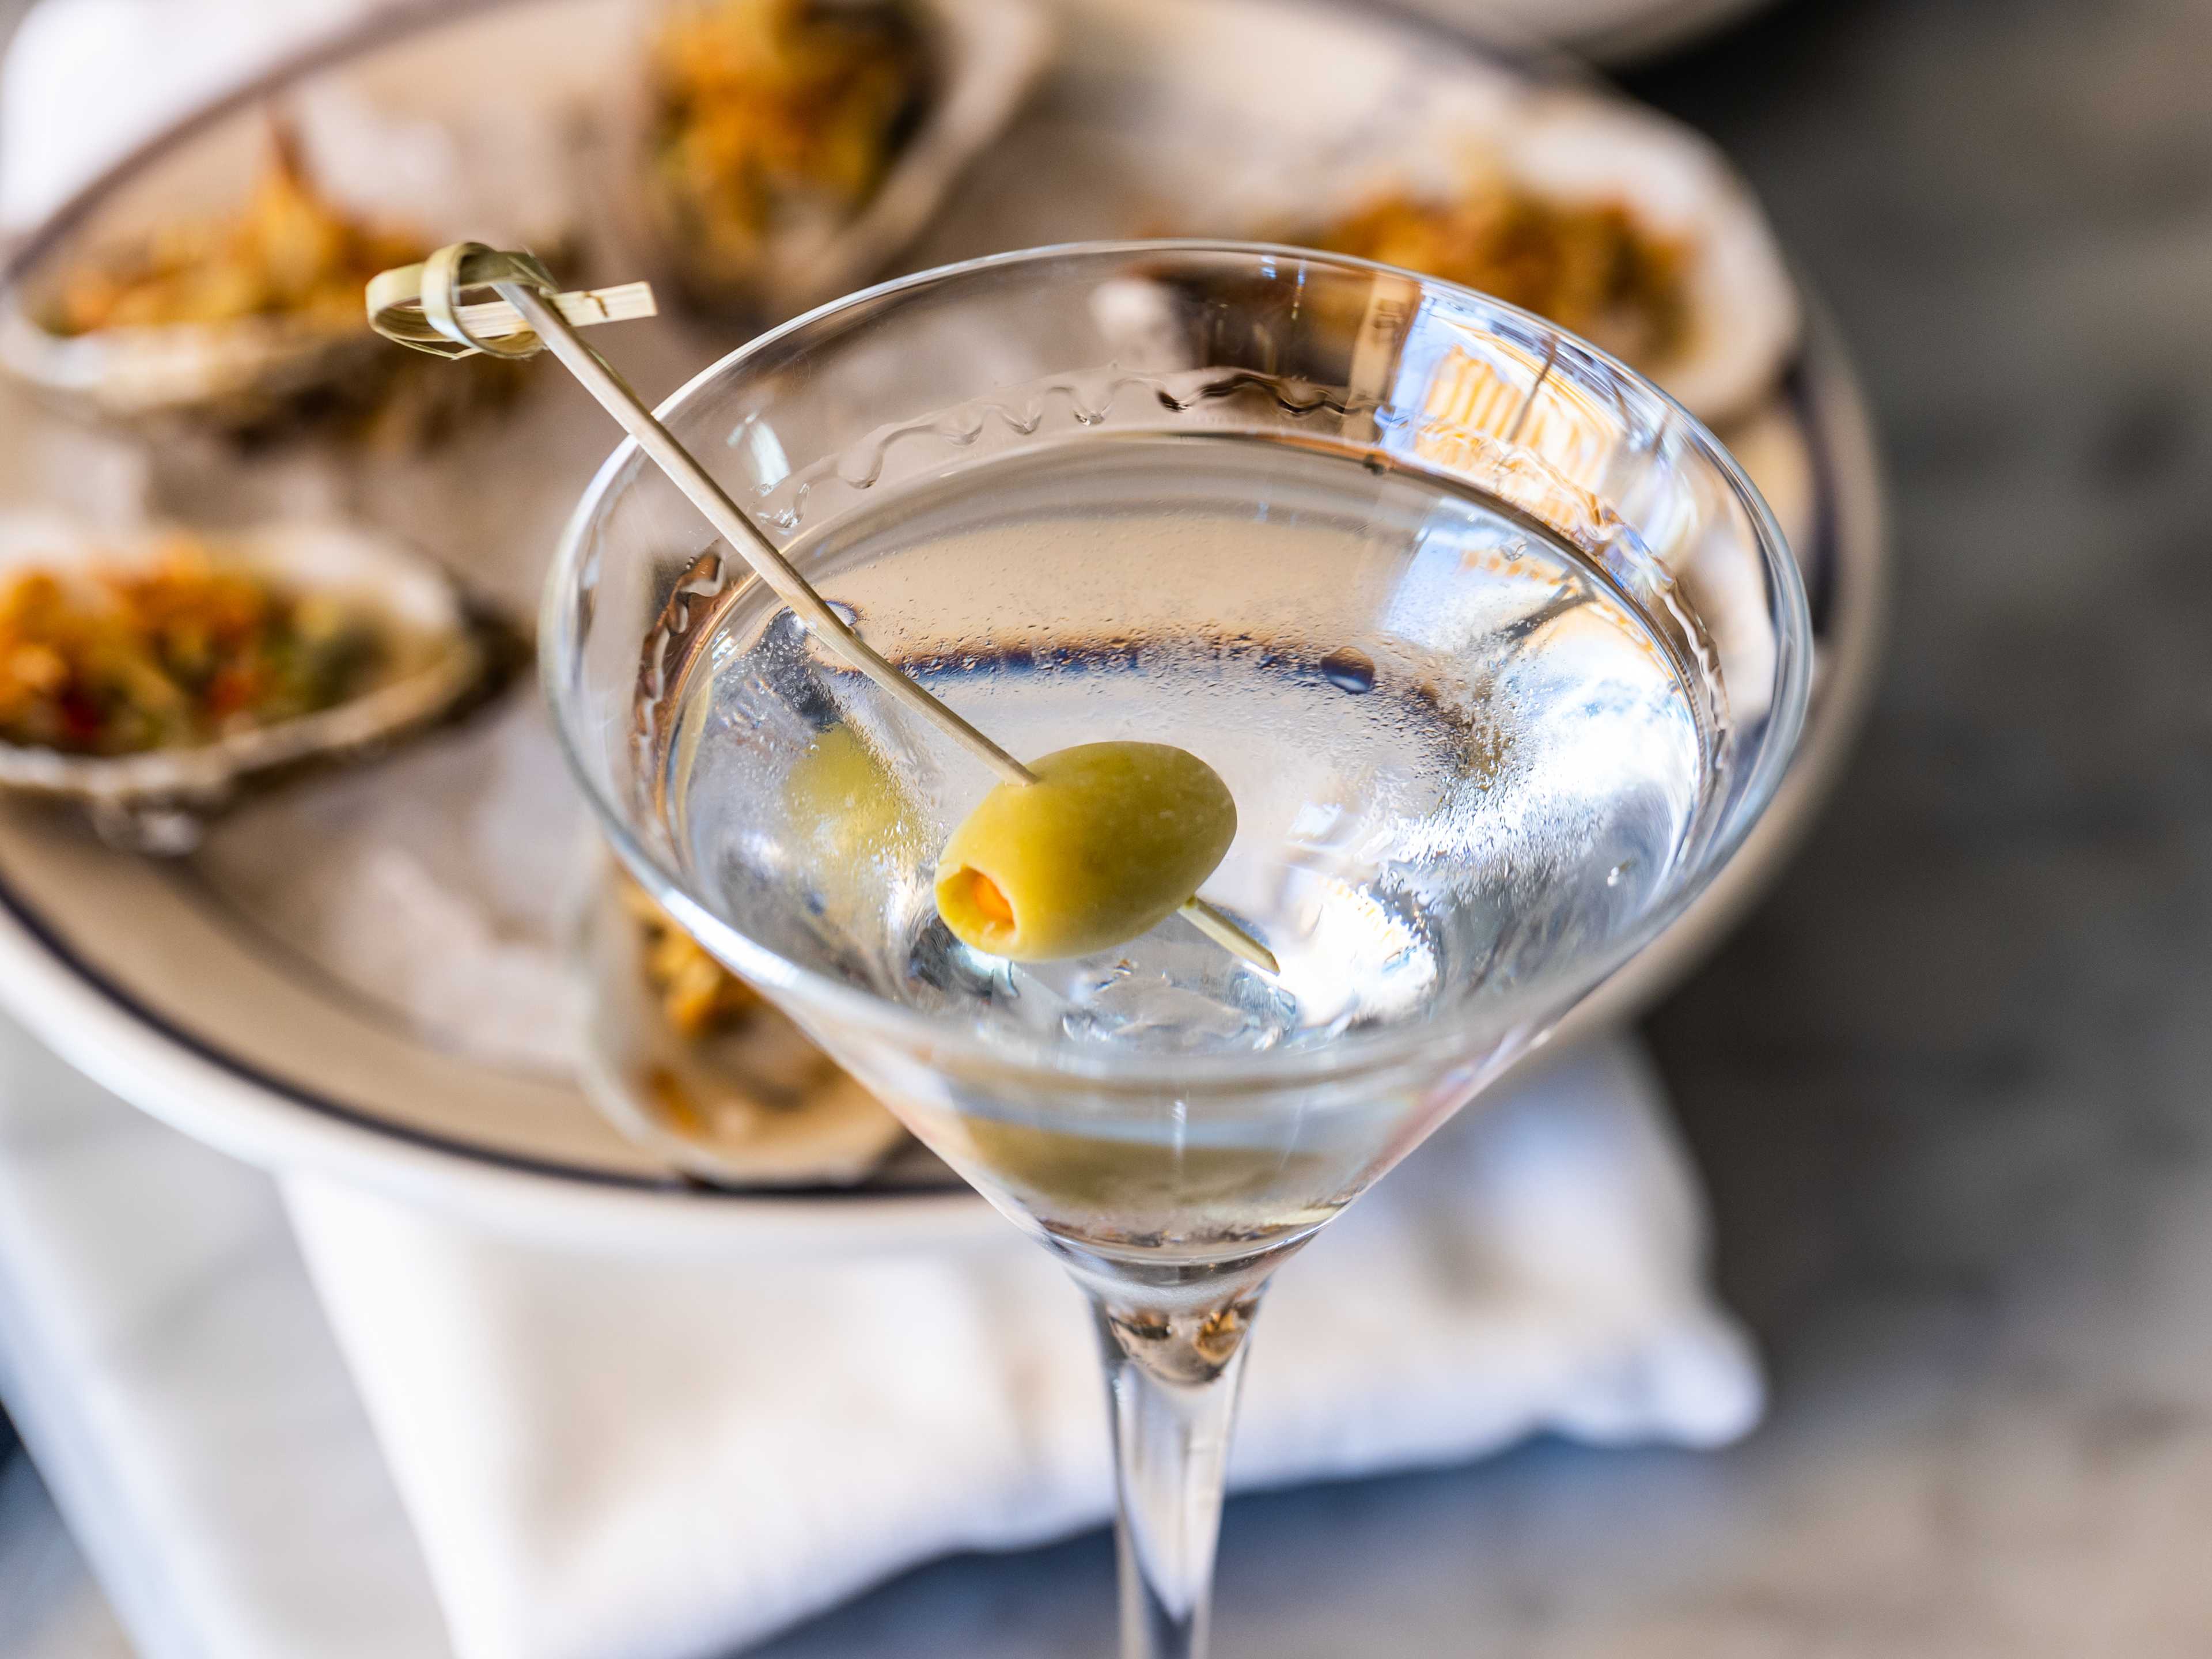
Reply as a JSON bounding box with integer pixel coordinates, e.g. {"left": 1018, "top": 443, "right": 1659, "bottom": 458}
{"left": 0, "top": 0, "right": 1883, "bottom": 1252}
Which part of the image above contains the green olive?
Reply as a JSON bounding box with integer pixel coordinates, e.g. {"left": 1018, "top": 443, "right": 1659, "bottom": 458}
{"left": 934, "top": 741, "right": 1237, "bottom": 961}
{"left": 783, "top": 724, "right": 923, "bottom": 869}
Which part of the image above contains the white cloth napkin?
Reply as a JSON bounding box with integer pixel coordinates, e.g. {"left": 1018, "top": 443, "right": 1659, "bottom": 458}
{"left": 0, "top": 997, "right": 1759, "bottom": 1659}
{"left": 0, "top": 1011, "right": 452, "bottom": 1659}
{"left": 284, "top": 1035, "right": 1760, "bottom": 1659}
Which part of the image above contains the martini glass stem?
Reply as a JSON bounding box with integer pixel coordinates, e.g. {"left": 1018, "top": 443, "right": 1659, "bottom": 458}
{"left": 1092, "top": 1300, "right": 1257, "bottom": 1659}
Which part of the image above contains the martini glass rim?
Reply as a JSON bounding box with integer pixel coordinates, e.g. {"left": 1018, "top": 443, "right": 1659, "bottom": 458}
{"left": 541, "top": 238, "right": 1813, "bottom": 1092}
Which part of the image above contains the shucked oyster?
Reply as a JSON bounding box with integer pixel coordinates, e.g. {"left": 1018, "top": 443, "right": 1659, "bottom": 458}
{"left": 1444, "top": 92, "right": 1800, "bottom": 425}
{"left": 1, "top": 126, "right": 421, "bottom": 433}
{"left": 0, "top": 516, "right": 492, "bottom": 849}
{"left": 612, "top": 0, "right": 1053, "bottom": 319}
{"left": 578, "top": 874, "right": 909, "bottom": 1187}
{"left": 1, "top": 100, "right": 569, "bottom": 440}
{"left": 1130, "top": 88, "right": 1797, "bottom": 427}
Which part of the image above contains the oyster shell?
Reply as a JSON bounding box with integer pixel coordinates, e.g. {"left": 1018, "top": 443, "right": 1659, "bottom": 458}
{"left": 608, "top": 0, "right": 1055, "bottom": 321}
{"left": 1149, "top": 88, "right": 1797, "bottom": 427}
{"left": 0, "top": 516, "right": 492, "bottom": 850}
{"left": 0, "top": 93, "right": 573, "bottom": 435}
{"left": 1, "top": 242, "right": 396, "bottom": 435}
{"left": 578, "top": 875, "right": 909, "bottom": 1187}
{"left": 1474, "top": 92, "right": 1800, "bottom": 425}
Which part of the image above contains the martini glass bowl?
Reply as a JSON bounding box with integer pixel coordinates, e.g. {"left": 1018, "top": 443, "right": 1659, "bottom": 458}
{"left": 544, "top": 241, "right": 1811, "bottom": 1658}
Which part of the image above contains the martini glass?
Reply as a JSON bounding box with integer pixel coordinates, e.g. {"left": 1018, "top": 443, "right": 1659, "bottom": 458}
{"left": 543, "top": 242, "right": 1810, "bottom": 1658}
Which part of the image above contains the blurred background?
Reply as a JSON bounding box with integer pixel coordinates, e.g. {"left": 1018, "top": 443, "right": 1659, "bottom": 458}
{"left": 4, "top": 0, "right": 2210, "bottom": 1654}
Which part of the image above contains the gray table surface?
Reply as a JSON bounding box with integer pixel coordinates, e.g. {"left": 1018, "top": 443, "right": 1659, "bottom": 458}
{"left": 10, "top": 0, "right": 2212, "bottom": 1653}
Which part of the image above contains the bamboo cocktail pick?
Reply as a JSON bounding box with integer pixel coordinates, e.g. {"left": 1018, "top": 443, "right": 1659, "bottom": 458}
{"left": 368, "top": 244, "right": 1278, "bottom": 975}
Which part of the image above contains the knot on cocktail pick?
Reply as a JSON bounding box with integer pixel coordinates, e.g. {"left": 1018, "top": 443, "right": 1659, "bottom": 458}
{"left": 366, "top": 241, "right": 657, "bottom": 359}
